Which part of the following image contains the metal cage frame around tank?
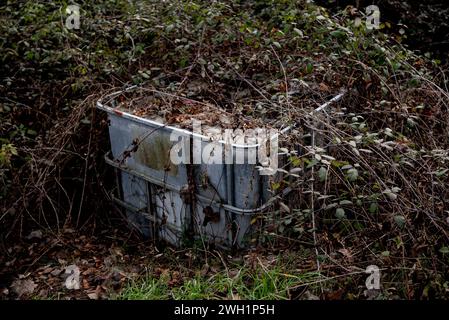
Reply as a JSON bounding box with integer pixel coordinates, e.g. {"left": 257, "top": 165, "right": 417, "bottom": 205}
{"left": 97, "top": 85, "right": 345, "bottom": 248}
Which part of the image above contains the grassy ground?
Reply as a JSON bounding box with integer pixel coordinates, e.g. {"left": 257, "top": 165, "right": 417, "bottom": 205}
{"left": 114, "top": 246, "right": 335, "bottom": 300}
{"left": 117, "top": 264, "right": 318, "bottom": 300}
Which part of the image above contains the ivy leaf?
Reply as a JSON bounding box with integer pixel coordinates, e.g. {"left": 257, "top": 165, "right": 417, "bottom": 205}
{"left": 289, "top": 156, "right": 301, "bottom": 167}
{"left": 305, "top": 63, "right": 313, "bottom": 74}
{"left": 293, "top": 28, "right": 303, "bottom": 37}
{"left": 335, "top": 208, "right": 346, "bottom": 219}
{"left": 325, "top": 203, "right": 338, "bottom": 210}
{"left": 434, "top": 168, "right": 449, "bottom": 177}
{"left": 439, "top": 247, "right": 449, "bottom": 254}
{"left": 381, "top": 250, "right": 390, "bottom": 257}
{"left": 346, "top": 168, "right": 358, "bottom": 182}
{"left": 383, "top": 189, "right": 398, "bottom": 201}
{"left": 330, "top": 30, "right": 346, "bottom": 39}
{"left": 394, "top": 215, "right": 406, "bottom": 228}
{"left": 26, "top": 129, "right": 37, "bottom": 136}
{"left": 306, "top": 158, "right": 319, "bottom": 169}
{"left": 369, "top": 202, "right": 378, "bottom": 214}
{"left": 272, "top": 41, "right": 281, "bottom": 49}
{"left": 318, "top": 167, "right": 327, "bottom": 182}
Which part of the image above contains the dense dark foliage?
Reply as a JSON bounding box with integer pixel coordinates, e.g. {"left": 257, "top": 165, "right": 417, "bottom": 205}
{"left": 1, "top": 0, "right": 449, "bottom": 299}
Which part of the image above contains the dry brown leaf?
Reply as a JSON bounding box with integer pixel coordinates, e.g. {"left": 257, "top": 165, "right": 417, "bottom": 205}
{"left": 337, "top": 248, "right": 353, "bottom": 261}
{"left": 279, "top": 201, "right": 290, "bottom": 213}
{"left": 87, "top": 292, "right": 99, "bottom": 300}
{"left": 11, "top": 279, "right": 37, "bottom": 297}
{"left": 26, "top": 230, "right": 43, "bottom": 240}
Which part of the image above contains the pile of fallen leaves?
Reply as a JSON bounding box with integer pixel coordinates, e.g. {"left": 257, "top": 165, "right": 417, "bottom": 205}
{"left": 1, "top": 227, "right": 147, "bottom": 300}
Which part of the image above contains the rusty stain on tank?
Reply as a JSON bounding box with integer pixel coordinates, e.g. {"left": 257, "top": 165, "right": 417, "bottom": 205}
{"left": 134, "top": 134, "right": 178, "bottom": 176}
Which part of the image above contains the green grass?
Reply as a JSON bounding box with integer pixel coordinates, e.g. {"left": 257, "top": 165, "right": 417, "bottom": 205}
{"left": 116, "top": 264, "right": 321, "bottom": 300}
